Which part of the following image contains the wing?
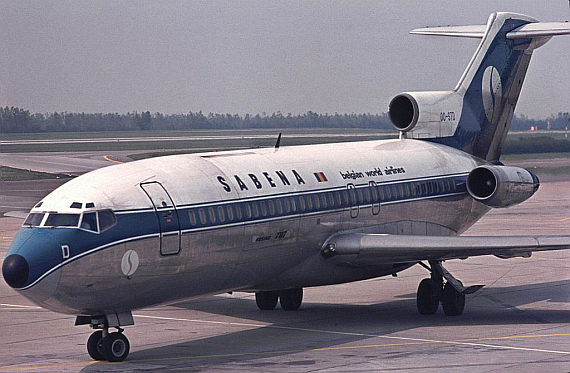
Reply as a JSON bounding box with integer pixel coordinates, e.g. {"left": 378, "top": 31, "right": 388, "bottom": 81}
{"left": 321, "top": 233, "right": 570, "bottom": 267}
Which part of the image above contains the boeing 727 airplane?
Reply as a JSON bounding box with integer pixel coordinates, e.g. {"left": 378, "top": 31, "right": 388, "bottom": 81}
{"left": 3, "top": 12, "right": 570, "bottom": 362}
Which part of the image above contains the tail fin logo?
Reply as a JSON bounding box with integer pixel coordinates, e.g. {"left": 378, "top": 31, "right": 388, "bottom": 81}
{"left": 482, "top": 65, "right": 503, "bottom": 124}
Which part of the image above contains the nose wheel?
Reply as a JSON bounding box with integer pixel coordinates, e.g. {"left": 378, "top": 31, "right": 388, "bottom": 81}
{"left": 87, "top": 328, "right": 130, "bottom": 362}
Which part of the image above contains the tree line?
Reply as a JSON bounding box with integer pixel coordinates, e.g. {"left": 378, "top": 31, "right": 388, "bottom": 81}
{"left": 0, "top": 107, "right": 568, "bottom": 133}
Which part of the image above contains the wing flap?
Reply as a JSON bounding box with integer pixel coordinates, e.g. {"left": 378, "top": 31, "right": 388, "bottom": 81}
{"left": 323, "top": 233, "right": 569, "bottom": 266}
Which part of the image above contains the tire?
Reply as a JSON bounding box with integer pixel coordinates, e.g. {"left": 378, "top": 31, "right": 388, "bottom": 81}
{"left": 101, "top": 332, "right": 130, "bottom": 362}
{"left": 417, "top": 278, "right": 439, "bottom": 315}
{"left": 255, "top": 291, "right": 279, "bottom": 310}
{"left": 87, "top": 331, "right": 105, "bottom": 361}
{"left": 442, "top": 282, "right": 465, "bottom": 316}
{"left": 280, "top": 288, "right": 303, "bottom": 311}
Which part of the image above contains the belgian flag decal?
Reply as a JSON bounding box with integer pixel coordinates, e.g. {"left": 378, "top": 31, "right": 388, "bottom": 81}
{"left": 314, "top": 172, "right": 328, "bottom": 182}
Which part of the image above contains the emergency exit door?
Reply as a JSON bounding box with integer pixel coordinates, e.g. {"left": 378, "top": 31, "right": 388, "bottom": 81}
{"left": 140, "top": 182, "right": 181, "bottom": 255}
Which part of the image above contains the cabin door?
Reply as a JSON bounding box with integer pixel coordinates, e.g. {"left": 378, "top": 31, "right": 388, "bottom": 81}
{"left": 140, "top": 182, "right": 181, "bottom": 255}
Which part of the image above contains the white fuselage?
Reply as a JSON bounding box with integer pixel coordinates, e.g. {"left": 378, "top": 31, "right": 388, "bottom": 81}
{"left": 12, "top": 138, "right": 489, "bottom": 315}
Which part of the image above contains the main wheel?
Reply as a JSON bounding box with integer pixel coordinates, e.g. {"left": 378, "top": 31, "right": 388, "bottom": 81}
{"left": 101, "top": 332, "right": 130, "bottom": 362}
{"left": 255, "top": 291, "right": 279, "bottom": 310}
{"left": 417, "top": 278, "right": 439, "bottom": 315}
{"left": 280, "top": 288, "right": 303, "bottom": 310}
{"left": 442, "top": 282, "right": 465, "bottom": 316}
{"left": 87, "top": 331, "right": 105, "bottom": 361}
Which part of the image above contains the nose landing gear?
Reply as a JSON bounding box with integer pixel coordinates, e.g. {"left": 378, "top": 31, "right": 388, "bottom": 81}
{"left": 77, "top": 312, "right": 133, "bottom": 362}
{"left": 87, "top": 328, "right": 130, "bottom": 362}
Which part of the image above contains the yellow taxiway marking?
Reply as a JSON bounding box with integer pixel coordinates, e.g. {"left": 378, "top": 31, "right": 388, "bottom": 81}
{"left": 103, "top": 155, "right": 122, "bottom": 163}
{"left": 1, "top": 333, "right": 568, "bottom": 371}
{"left": 560, "top": 217, "right": 570, "bottom": 222}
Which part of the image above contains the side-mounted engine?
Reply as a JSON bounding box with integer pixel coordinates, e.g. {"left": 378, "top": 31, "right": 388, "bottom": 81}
{"left": 466, "top": 165, "right": 540, "bottom": 208}
{"left": 388, "top": 91, "right": 463, "bottom": 138}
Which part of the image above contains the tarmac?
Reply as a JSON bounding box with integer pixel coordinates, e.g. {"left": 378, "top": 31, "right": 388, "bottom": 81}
{"left": 0, "top": 159, "right": 568, "bottom": 372}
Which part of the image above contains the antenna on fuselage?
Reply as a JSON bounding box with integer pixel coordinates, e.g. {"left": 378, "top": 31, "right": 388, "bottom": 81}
{"left": 274, "top": 132, "right": 282, "bottom": 151}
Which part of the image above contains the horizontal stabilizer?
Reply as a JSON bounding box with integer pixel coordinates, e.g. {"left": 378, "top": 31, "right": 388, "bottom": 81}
{"left": 321, "top": 233, "right": 570, "bottom": 267}
{"left": 506, "top": 22, "right": 570, "bottom": 39}
{"left": 410, "top": 25, "right": 487, "bottom": 38}
{"left": 410, "top": 21, "right": 570, "bottom": 39}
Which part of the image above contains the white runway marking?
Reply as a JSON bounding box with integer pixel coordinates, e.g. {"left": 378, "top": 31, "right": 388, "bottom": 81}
{"left": 133, "top": 313, "right": 570, "bottom": 356}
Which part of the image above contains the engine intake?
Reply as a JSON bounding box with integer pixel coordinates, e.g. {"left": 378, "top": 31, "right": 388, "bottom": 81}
{"left": 467, "top": 165, "right": 539, "bottom": 208}
{"left": 389, "top": 94, "right": 418, "bottom": 132}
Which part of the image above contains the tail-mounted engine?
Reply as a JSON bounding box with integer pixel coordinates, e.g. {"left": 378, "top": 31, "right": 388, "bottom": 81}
{"left": 388, "top": 91, "right": 462, "bottom": 137}
{"left": 466, "top": 165, "right": 539, "bottom": 208}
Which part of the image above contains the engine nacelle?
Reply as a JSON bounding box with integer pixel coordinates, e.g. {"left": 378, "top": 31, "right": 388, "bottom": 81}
{"left": 388, "top": 91, "right": 462, "bottom": 137}
{"left": 467, "top": 165, "right": 540, "bottom": 208}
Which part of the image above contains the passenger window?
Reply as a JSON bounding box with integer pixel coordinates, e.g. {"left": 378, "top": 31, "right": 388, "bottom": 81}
{"left": 276, "top": 199, "right": 283, "bottom": 214}
{"left": 290, "top": 197, "right": 297, "bottom": 212}
{"left": 189, "top": 210, "right": 197, "bottom": 226}
{"left": 198, "top": 209, "right": 207, "bottom": 224}
{"left": 226, "top": 205, "right": 234, "bottom": 221}
{"left": 446, "top": 179, "right": 452, "bottom": 192}
{"left": 245, "top": 204, "right": 252, "bottom": 219}
{"left": 236, "top": 204, "right": 243, "bottom": 220}
{"left": 24, "top": 213, "right": 44, "bottom": 227}
{"left": 378, "top": 186, "right": 385, "bottom": 200}
{"left": 404, "top": 184, "right": 410, "bottom": 197}
{"left": 45, "top": 213, "right": 80, "bottom": 227}
{"left": 422, "top": 183, "right": 428, "bottom": 195}
{"left": 385, "top": 186, "right": 391, "bottom": 199}
{"left": 283, "top": 198, "right": 291, "bottom": 213}
{"left": 391, "top": 185, "right": 398, "bottom": 199}
{"left": 328, "top": 193, "right": 335, "bottom": 207}
{"left": 335, "top": 192, "right": 342, "bottom": 206}
{"left": 208, "top": 207, "right": 216, "bottom": 223}
{"left": 260, "top": 201, "right": 268, "bottom": 217}
{"left": 428, "top": 182, "right": 434, "bottom": 194}
{"left": 98, "top": 211, "right": 117, "bottom": 231}
{"left": 313, "top": 195, "right": 320, "bottom": 210}
{"left": 349, "top": 189, "right": 357, "bottom": 205}
{"left": 299, "top": 196, "right": 306, "bottom": 211}
{"left": 364, "top": 188, "right": 371, "bottom": 203}
{"left": 342, "top": 190, "right": 349, "bottom": 206}
{"left": 410, "top": 182, "right": 417, "bottom": 197}
{"left": 357, "top": 189, "right": 364, "bottom": 204}
{"left": 218, "top": 206, "right": 225, "bottom": 222}
{"left": 320, "top": 193, "right": 327, "bottom": 208}
{"left": 439, "top": 180, "right": 445, "bottom": 193}
{"left": 268, "top": 200, "right": 276, "bottom": 215}
{"left": 371, "top": 185, "right": 379, "bottom": 201}
{"left": 306, "top": 195, "right": 313, "bottom": 210}
{"left": 81, "top": 212, "right": 98, "bottom": 232}
{"left": 252, "top": 202, "right": 260, "bottom": 218}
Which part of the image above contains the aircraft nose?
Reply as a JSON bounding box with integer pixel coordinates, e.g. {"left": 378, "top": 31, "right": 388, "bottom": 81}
{"left": 2, "top": 254, "right": 29, "bottom": 288}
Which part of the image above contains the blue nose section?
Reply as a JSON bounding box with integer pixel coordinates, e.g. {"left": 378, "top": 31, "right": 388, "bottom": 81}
{"left": 2, "top": 254, "right": 29, "bottom": 288}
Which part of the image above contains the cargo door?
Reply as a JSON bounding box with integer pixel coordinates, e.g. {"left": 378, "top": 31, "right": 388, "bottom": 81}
{"left": 140, "top": 182, "right": 181, "bottom": 255}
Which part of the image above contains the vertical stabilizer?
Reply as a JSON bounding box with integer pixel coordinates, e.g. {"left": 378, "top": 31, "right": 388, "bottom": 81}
{"left": 401, "top": 13, "right": 570, "bottom": 161}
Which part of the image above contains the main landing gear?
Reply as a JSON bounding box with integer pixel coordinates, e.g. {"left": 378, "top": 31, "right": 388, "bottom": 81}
{"left": 255, "top": 288, "right": 303, "bottom": 311}
{"left": 77, "top": 314, "right": 133, "bottom": 362}
{"left": 416, "top": 260, "right": 484, "bottom": 316}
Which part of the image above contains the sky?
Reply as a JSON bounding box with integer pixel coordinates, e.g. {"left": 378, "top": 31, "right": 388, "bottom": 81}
{"left": 1, "top": 0, "right": 569, "bottom": 118}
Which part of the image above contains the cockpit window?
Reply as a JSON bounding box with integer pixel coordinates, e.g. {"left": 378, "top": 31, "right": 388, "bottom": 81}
{"left": 24, "top": 213, "right": 45, "bottom": 227}
{"left": 80, "top": 212, "right": 98, "bottom": 232}
{"left": 45, "top": 213, "right": 80, "bottom": 227}
{"left": 98, "top": 211, "right": 117, "bottom": 232}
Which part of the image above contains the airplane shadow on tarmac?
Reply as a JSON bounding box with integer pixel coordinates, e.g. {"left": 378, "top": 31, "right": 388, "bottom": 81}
{"left": 80, "top": 279, "right": 570, "bottom": 372}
